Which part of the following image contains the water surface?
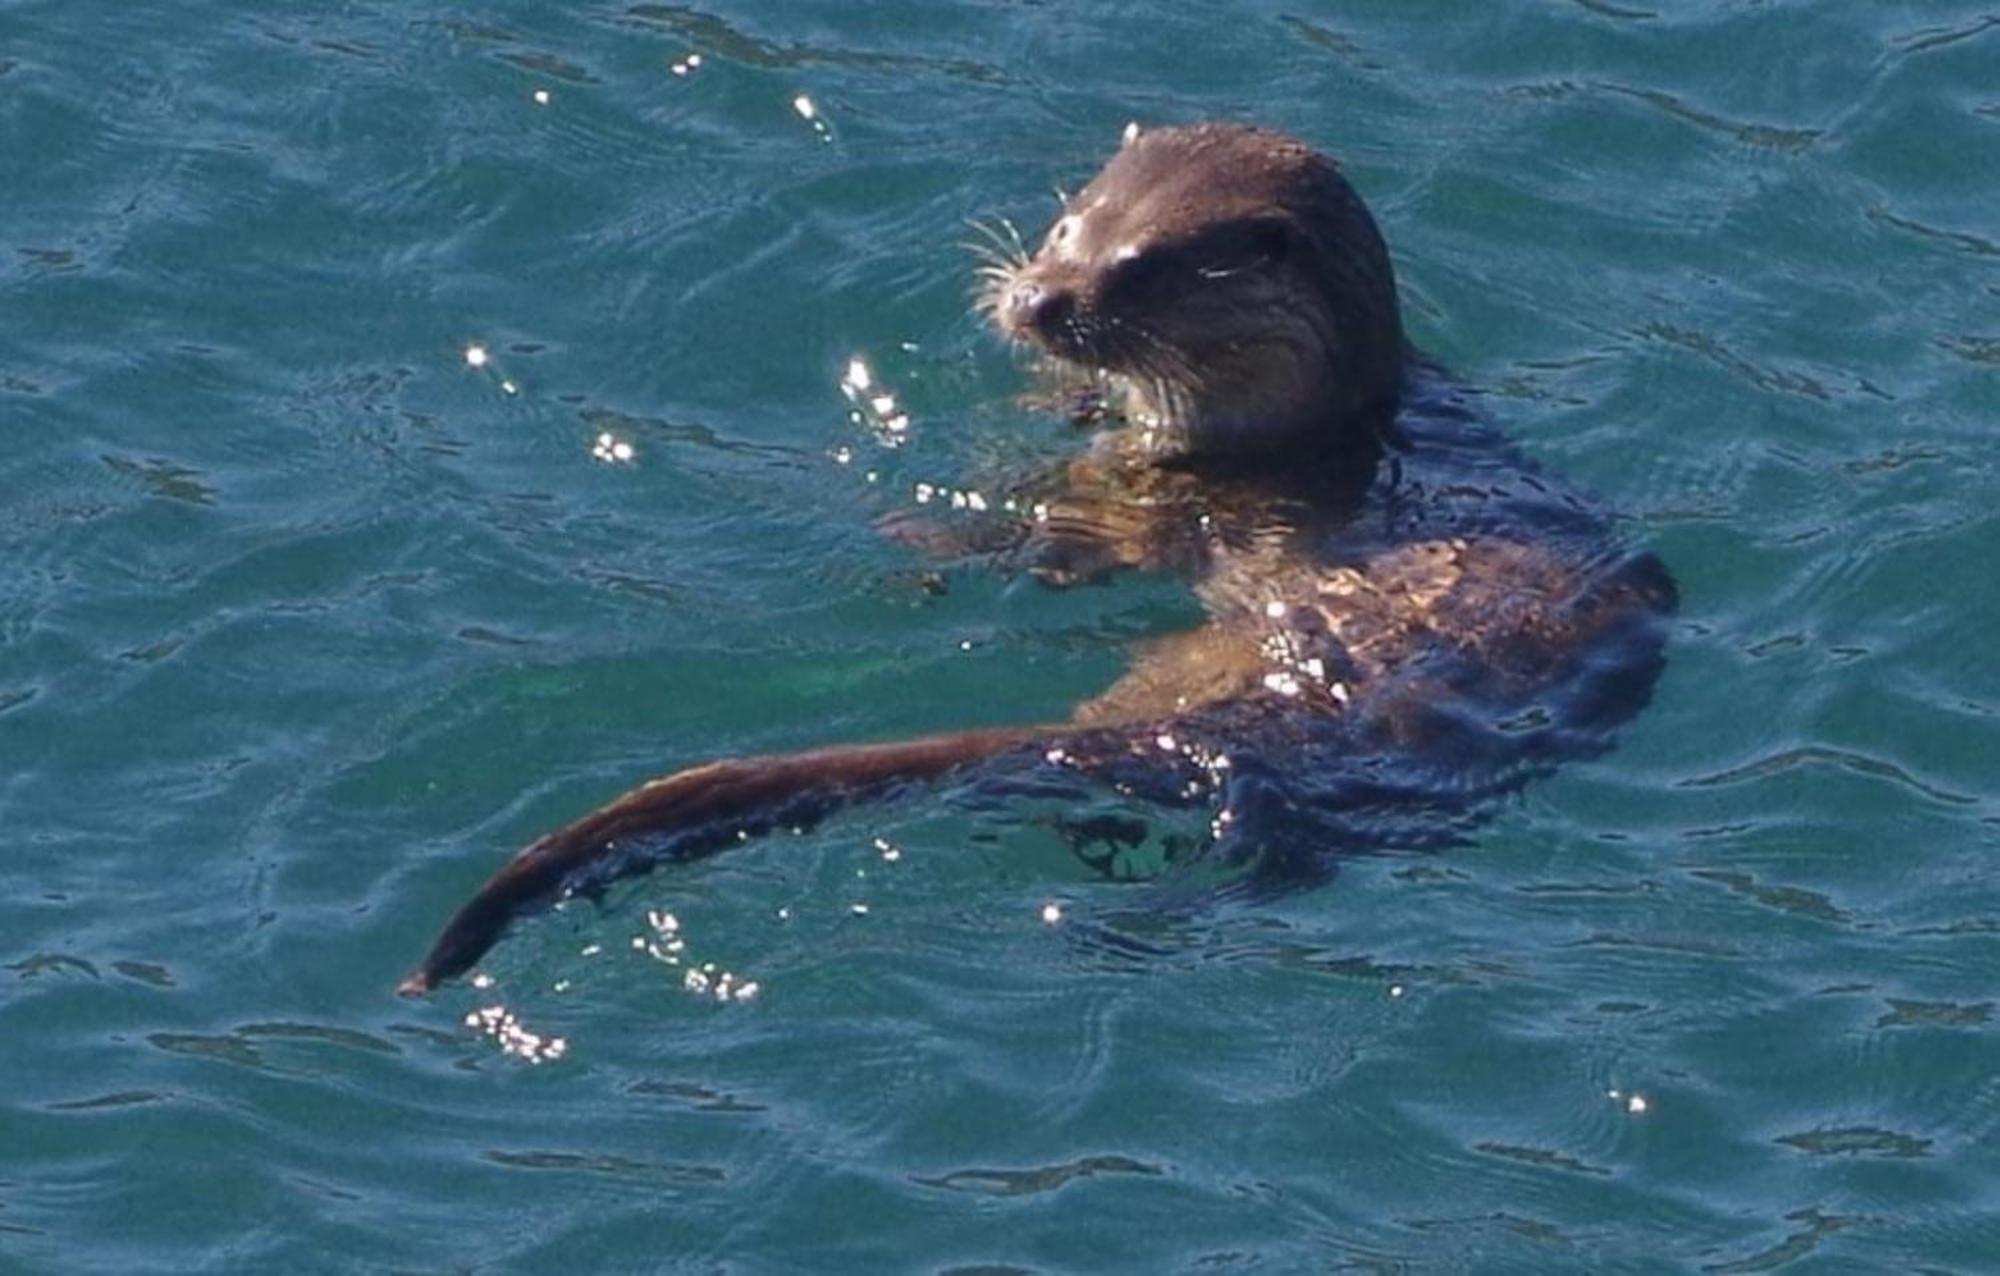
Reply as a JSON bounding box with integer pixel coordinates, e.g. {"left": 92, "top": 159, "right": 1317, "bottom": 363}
{"left": 3, "top": 1, "right": 1997, "bottom": 1271}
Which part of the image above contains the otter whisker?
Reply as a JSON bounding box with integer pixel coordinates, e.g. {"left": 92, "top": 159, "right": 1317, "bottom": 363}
{"left": 962, "top": 217, "right": 1028, "bottom": 269}
{"left": 959, "top": 239, "right": 1010, "bottom": 269}
{"left": 961, "top": 243, "right": 1020, "bottom": 278}
{"left": 997, "top": 215, "right": 1027, "bottom": 259}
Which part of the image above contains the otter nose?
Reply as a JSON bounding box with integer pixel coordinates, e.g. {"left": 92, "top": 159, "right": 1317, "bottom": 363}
{"left": 1005, "top": 280, "right": 1074, "bottom": 335}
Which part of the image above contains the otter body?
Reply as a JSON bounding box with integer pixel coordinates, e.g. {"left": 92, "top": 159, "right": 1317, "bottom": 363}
{"left": 400, "top": 124, "right": 1672, "bottom": 996}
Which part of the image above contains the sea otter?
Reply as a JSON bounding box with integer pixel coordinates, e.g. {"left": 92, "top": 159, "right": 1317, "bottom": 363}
{"left": 398, "top": 122, "right": 1674, "bottom": 996}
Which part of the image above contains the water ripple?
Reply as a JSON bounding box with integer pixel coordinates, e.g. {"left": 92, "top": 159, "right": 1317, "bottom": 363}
{"left": 1681, "top": 744, "right": 1979, "bottom": 807}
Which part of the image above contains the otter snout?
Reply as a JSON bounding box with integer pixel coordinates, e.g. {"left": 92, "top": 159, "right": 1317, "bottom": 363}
{"left": 1002, "top": 277, "right": 1076, "bottom": 342}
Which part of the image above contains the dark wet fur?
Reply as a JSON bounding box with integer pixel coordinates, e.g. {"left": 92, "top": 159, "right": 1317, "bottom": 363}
{"left": 400, "top": 125, "right": 1674, "bottom": 996}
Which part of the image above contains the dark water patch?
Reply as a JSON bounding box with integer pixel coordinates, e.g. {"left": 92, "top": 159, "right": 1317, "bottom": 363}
{"left": 1679, "top": 821, "right": 1758, "bottom": 841}
{"left": 1275, "top": 17, "right": 1385, "bottom": 72}
{"left": 289, "top": 1175, "right": 363, "bottom": 1204}
{"left": 913, "top": 1153, "right": 1162, "bottom": 1197}
{"left": 1775, "top": 1125, "right": 1932, "bottom": 1159}
{"left": 1404, "top": 1210, "right": 1570, "bottom": 1246}
{"left": 625, "top": 1077, "right": 767, "bottom": 1113}
{"left": 1742, "top": 632, "right": 1805, "bottom": 658}
{"left": 1936, "top": 334, "right": 2000, "bottom": 364}
{"left": 482, "top": 1149, "right": 727, "bottom": 1185}
{"left": 111, "top": 961, "right": 175, "bottom": 988}
{"left": 45, "top": 1090, "right": 174, "bottom": 1113}
{"left": 1269, "top": 946, "right": 1464, "bottom": 989}
{"left": 1903, "top": 916, "right": 2000, "bottom": 937}
{"left": 1596, "top": 83, "right": 1821, "bottom": 151}
{"left": 493, "top": 50, "right": 600, "bottom": 84}
{"left": 146, "top": 1032, "right": 267, "bottom": 1071}
{"left": 576, "top": 405, "right": 809, "bottom": 463}
{"left": 1891, "top": 15, "right": 2000, "bottom": 59}
{"left": 309, "top": 37, "right": 388, "bottom": 65}
{"left": 1867, "top": 207, "right": 2000, "bottom": 259}
{"left": 1563, "top": 932, "right": 1741, "bottom": 958}
{"left": 1471, "top": 1142, "right": 1610, "bottom": 1177}
{"left": 1689, "top": 869, "right": 1850, "bottom": 926}
{"left": 1634, "top": 322, "right": 1830, "bottom": 401}
{"left": 99, "top": 454, "right": 218, "bottom": 506}
{"left": 118, "top": 637, "right": 186, "bottom": 664}
{"left": 1565, "top": 0, "right": 1656, "bottom": 19}
{"left": 1594, "top": 1000, "right": 1651, "bottom": 1015}
{"left": 1701, "top": 1207, "right": 1860, "bottom": 1274}
{"left": 1839, "top": 444, "right": 1946, "bottom": 475}
{"left": 1874, "top": 999, "right": 1990, "bottom": 1030}
{"left": 570, "top": 564, "right": 687, "bottom": 606}
{"left": 7, "top": 953, "right": 99, "bottom": 981}
{"left": 455, "top": 624, "right": 542, "bottom": 647}
{"left": 384, "top": 1023, "right": 472, "bottom": 1054}
{"left": 14, "top": 246, "right": 80, "bottom": 275}
{"left": 237, "top": 1022, "right": 403, "bottom": 1057}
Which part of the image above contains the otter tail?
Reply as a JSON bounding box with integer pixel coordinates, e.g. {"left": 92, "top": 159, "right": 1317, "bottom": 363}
{"left": 397, "top": 725, "right": 1050, "bottom": 996}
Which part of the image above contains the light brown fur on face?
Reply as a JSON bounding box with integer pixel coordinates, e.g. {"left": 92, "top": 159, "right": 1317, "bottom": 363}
{"left": 982, "top": 123, "right": 1405, "bottom": 461}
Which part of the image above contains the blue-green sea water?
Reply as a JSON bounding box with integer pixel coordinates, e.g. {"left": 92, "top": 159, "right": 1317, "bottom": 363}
{"left": 4, "top": 2, "right": 1997, "bottom": 1271}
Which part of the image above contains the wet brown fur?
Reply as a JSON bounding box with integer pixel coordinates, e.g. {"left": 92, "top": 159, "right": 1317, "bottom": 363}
{"left": 400, "top": 124, "right": 1672, "bottom": 996}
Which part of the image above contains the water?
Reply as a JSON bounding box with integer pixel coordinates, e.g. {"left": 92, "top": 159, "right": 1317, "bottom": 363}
{"left": 3, "top": 2, "right": 1996, "bottom": 1270}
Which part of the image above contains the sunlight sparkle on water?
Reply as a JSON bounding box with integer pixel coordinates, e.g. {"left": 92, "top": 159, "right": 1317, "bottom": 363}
{"left": 840, "top": 353, "right": 910, "bottom": 445}
{"left": 670, "top": 52, "right": 703, "bottom": 76}
{"left": 464, "top": 1003, "right": 568, "bottom": 1065}
{"left": 636, "top": 908, "right": 760, "bottom": 1002}
{"left": 793, "top": 93, "right": 831, "bottom": 141}
{"left": 463, "top": 343, "right": 489, "bottom": 368}
{"left": 592, "top": 431, "right": 636, "bottom": 464}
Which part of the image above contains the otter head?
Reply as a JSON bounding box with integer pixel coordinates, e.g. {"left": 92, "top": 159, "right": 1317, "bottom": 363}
{"left": 985, "top": 123, "right": 1404, "bottom": 464}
